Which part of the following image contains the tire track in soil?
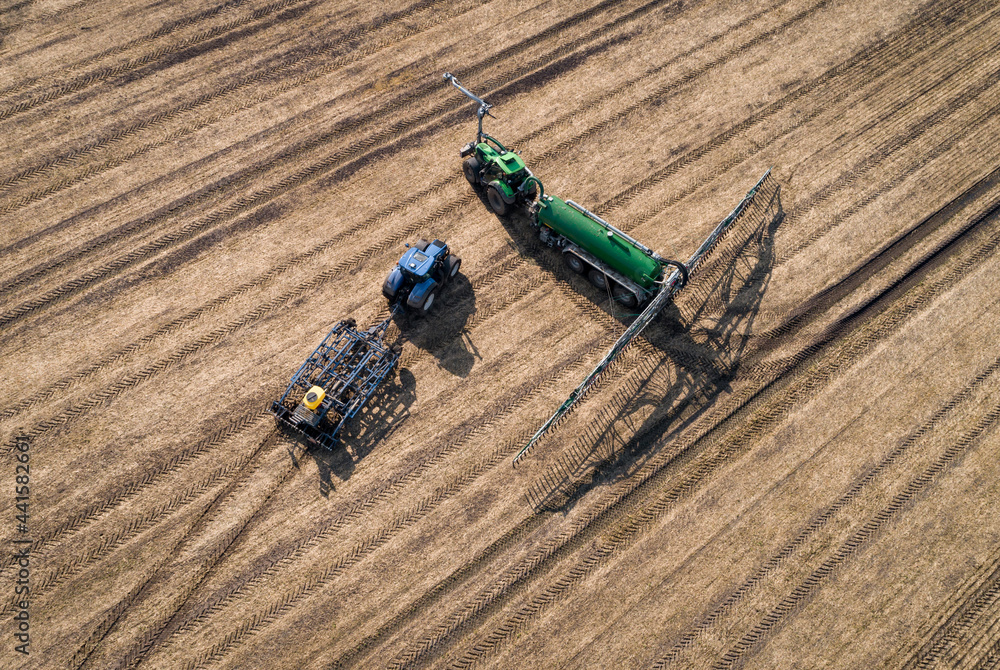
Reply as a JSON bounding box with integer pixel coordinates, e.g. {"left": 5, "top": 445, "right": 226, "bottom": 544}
{"left": 381, "top": 171, "right": 1000, "bottom": 669}
{"left": 0, "top": 0, "right": 663, "bottom": 317}
{"left": 896, "top": 551, "right": 1000, "bottom": 669}
{"left": 1, "top": 247, "right": 536, "bottom": 618}
{"left": 650, "top": 355, "right": 1000, "bottom": 668}
{"left": 70, "top": 430, "right": 287, "bottom": 670}
{"left": 0, "top": 0, "right": 968, "bottom": 604}
{"left": 0, "top": 0, "right": 793, "bottom": 420}
{"left": 713, "top": 403, "right": 1000, "bottom": 670}
{"left": 0, "top": 0, "right": 471, "bottom": 204}
{"left": 0, "top": 0, "right": 976, "bottom": 588}
{"left": 71, "top": 433, "right": 276, "bottom": 670}
{"left": 0, "top": 0, "right": 323, "bottom": 123}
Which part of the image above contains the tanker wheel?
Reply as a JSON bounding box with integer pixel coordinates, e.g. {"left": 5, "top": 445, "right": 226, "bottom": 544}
{"left": 463, "top": 157, "right": 481, "bottom": 185}
{"left": 612, "top": 284, "right": 638, "bottom": 308}
{"left": 563, "top": 252, "right": 587, "bottom": 274}
{"left": 588, "top": 269, "right": 609, "bottom": 290}
{"left": 487, "top": 184, "right": 509, "bottom": 216}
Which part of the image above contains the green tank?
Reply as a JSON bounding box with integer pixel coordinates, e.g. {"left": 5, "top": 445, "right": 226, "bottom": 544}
{"left": 536, "top": 195, "right": 664, "bottom": 289}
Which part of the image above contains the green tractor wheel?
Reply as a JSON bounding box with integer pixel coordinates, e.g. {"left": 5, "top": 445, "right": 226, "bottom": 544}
{"left": 487, "top": 183, "right": 509, "bottom": 216}
{"left": 463, "top": 157, "right": 481, "bottom": 185}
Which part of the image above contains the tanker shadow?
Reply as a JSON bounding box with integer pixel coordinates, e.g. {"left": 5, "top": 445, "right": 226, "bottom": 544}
{"left": 524, "top": 198, "right": 783, "bottom": 512}
{"left": 286, "top": 367, "right": 417, "bottom": 496}
{"left": 391, "top": 271, "right": 479, "bottom": 378}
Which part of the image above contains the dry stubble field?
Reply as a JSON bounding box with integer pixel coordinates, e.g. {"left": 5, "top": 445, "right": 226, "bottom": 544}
{"left": 3, "top": 0, "right": 1000, "bottom": 668}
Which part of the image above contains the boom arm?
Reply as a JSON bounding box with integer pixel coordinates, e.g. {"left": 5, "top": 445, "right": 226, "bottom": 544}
{"left": 512, "top": 169, "right": 774, "bottom": 465}
{"left": 444, "top": 72, "right": 495, "bottom": 143}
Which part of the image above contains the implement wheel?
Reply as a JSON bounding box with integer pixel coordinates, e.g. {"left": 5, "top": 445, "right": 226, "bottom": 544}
{"left": 487, "top": 184, "right": 509, "bottom": 216}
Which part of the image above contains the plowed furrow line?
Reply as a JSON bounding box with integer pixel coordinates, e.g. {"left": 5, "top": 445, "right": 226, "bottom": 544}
{"left": 902, "top": 555, "right": 1000, "bottom": 669}
{"left": 0, "top": 0, "right": 257, "bottom": 100}
{"left": 761, "top": 162, "right": 1000, "bottom": 341}
{"left": 168, "top": 329, "right": 612, "bottom": 670}
{"left": 0, "top": 0, "right": 467, "bottom": 205}
{"left": 152, "top": 258, "right": 633, "bottom": 661}
{"left": 0, "top": 177, "right": 456, "bottom": 423}
{"left": 67, "top": 429, "right": 279, "bottom": 669}
{"left": 2, "top": 0, "right": 798, "bottom": 414}
{"left": 74, "top": 431, "right": 285, "bottom": 670}
{"left": 388, "top": 179, "right": 1000, "bottom": 669}
{"left": 0, "top": 251, "right": 540, "bottom": 616}
{"left": 714, "top": 406, "right": 1000, "bottom": 670}
{"left": 598, "top": 0, "right": 993, "bottom": 226}
{"left": 652, "top": 356, "right": 1000, "bottom": 667}
{"left": 776, "top": 63, "right": 1000, "bottom": 264}
{"left": 0, "top": 0, "right": 324, "bottom": 124}
{"left": 1, "top": 195, "right": 470, "bottom": 449}
{"left": 0, "top": 0, "right": 657, "bottom": 313}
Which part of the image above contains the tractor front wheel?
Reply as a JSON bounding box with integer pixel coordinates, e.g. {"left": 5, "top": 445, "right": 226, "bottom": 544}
{"left": 447, "top": 256, "right": 462, "bottom": 279}
{"left": 463, "top": 157, "right": 481, "bottom": 185}
{"left": 420, "top": 291, "right": 435, "bottom": 313}
{"left": 487, "top": 184, "right": 509, "bottom": 216}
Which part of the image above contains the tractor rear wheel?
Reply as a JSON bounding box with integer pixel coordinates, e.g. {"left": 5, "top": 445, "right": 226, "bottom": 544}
{"left": 563, "top": 252, "right": 587, "bottom": 274}
{"left": 487, "top": 184, "right": 509, "bottom": 216}
{"left": 588, "top": 269, "right": 608, "bottom": 290}
{"left": 463, "top": 157, "right": 481, "bottom": 185}
{"left": 612, "top": 284, "right": 638, "bottom": 308}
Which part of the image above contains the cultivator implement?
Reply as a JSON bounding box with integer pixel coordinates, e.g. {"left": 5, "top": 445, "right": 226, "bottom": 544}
{"left": 513, "top": 169, "right": 782, "bottom": 464}
{"left": 271, "top": 314, "right": 401, "bottom": 449}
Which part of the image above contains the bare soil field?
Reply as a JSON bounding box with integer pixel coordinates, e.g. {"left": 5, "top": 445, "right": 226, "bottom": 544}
{"left": 3, "top": 0, "right": 1000, "bottom": 667}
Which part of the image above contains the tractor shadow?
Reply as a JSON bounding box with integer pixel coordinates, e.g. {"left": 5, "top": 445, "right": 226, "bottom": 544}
{"left": 287, "top": 367, "right": 417, "bottom": 496}
{"left": 522, "top": 188, "right": 784, "bottom": 512}
{"left": 392, "top": 272, "right": 479, "bottom": 378}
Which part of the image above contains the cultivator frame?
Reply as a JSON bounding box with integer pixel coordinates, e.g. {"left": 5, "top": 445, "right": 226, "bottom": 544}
{"left": 271, "top": 314, "right": 401, "bottom": 449}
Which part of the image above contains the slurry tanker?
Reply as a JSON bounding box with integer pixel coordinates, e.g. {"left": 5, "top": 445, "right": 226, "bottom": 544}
{"left": 444, "top": 73, "right": 780, "bottom": 462}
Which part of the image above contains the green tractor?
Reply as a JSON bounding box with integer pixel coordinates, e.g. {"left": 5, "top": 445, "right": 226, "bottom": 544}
{"left": 445, "top": 73, "right": 540, "bottom": 216}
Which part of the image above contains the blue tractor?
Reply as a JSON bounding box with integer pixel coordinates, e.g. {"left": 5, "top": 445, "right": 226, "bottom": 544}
{"left": 382, "top": 238, "right": 462, "bottom": 313}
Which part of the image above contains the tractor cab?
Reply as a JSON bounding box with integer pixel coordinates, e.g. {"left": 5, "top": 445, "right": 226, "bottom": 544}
{"left": 382, "top": 239, "right": 462, "bottom": 314}
{"left": 398, "top": 246, "right": 437, "bottom": 281}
